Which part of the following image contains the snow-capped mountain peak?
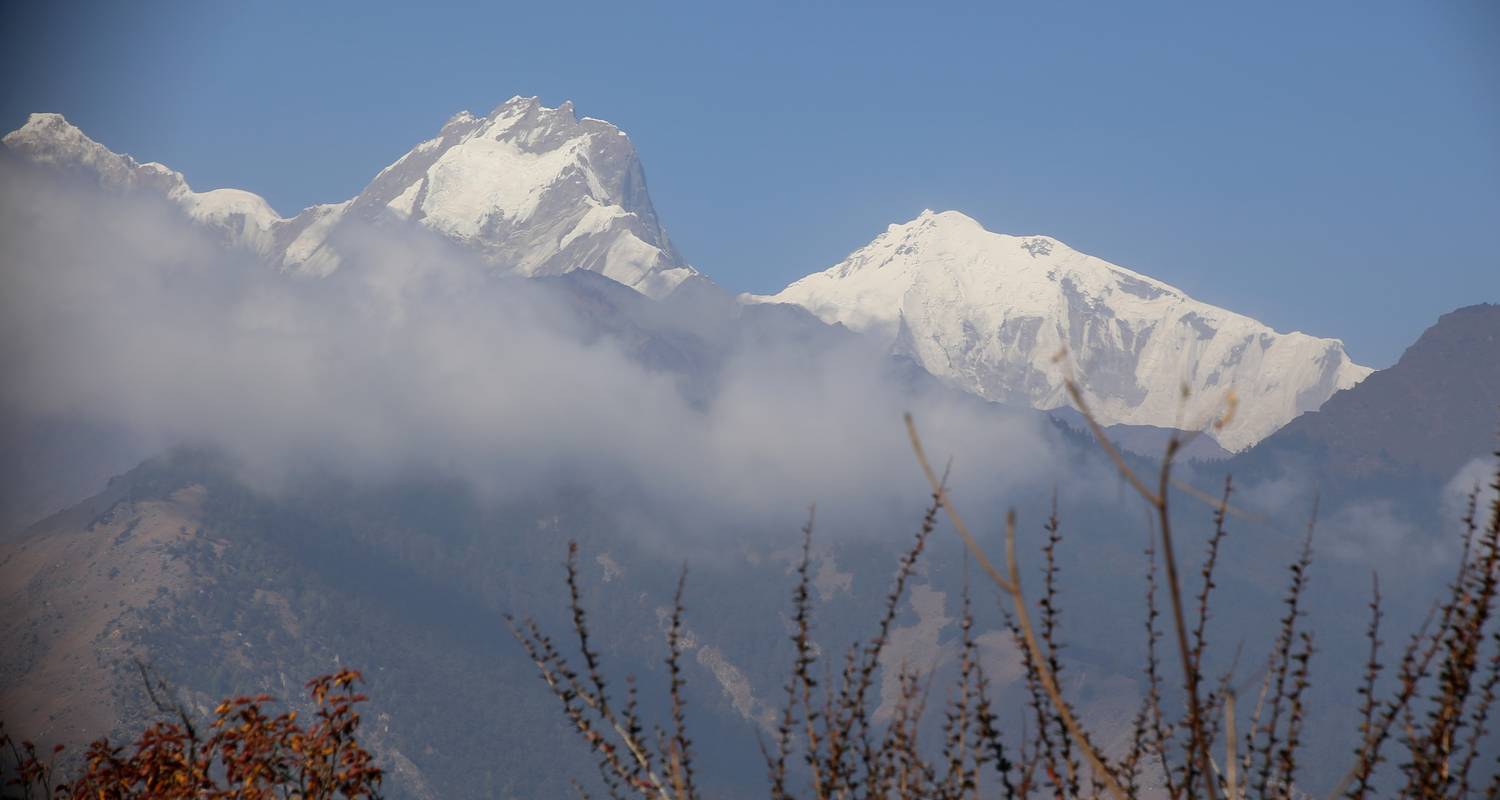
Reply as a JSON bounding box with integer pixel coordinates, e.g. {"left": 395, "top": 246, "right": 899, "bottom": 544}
{"left": 3, "top": 113, "right": 281, "bottom": 253}
{"left": 280, "top": 95, "right": 696, "bottom": 296}
{"left": 5, "top": 113, "right": 125, "bottom": 176}
{"left": 3, "top": 98, "right": 698, "bottom": 298}
{"left": 751, "top": 210, "right": 1371, "bottom": 450}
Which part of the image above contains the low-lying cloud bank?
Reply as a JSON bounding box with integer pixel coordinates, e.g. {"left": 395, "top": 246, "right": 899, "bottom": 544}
{"left": 0, "top": 160, "right": 1063, "bottom": 538}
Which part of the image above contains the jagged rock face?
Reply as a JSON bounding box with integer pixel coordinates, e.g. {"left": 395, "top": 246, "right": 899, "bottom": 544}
{"left": 2, "top": 98, "right": 697, "bottom": 298}
{"left": 753, "top": 210, "right": 1372, "bottom": 451}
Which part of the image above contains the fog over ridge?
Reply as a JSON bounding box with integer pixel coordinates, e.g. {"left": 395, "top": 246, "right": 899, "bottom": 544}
{"left": 0, "top": 159, "right": 1065, "bottom": 541}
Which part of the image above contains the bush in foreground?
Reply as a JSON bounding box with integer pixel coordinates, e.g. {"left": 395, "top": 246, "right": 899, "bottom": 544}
{"left": 5, "top": 405, "right": 1497, "bottom": 799}
{"left": 509, "top": 410, "right": 1500, "bottom": 799}
{"left": 2, "top": 668, "right": 381, "bottom": 799}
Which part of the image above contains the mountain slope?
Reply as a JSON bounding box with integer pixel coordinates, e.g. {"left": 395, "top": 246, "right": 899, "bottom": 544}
{"left": 2, "top": 97, "right": 697, "bottom": 297}
{"left": 0, "top": 443, "right": 1201, "bottom": 799}
{"left": 1237, "top": 302, "right": 1500, "bottom": 482}
{"left": 752, "top": 210, "right": 1371, "bottom": 450}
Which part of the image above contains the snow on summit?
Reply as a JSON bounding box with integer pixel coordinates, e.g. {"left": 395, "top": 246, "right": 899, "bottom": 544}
{"left": 313, "top": 96, "right": 697, "bottom": 296}
{"left": 2, "top": 99, "right": 698, "bottom": 298}
{"left": 751, "top": 210, "right": 1372, "bottom": 450}
{"left": 3, "top": 112, "right": 280, "bottom": 254}
{"left": 3, "top": 109, "right": 1368, "bottom": 447}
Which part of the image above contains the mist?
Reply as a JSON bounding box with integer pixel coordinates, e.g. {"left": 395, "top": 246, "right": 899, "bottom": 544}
{"left": 6, "top": 152, "right": 1497, "bottom": 800}
{"left": 0, "top": 159, "right": 1065, "bottom": 543}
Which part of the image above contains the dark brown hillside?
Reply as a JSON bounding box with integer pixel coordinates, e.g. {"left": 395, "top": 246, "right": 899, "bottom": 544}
{"left": 1250, "top": 303, "right": 1500, "bottom": 481}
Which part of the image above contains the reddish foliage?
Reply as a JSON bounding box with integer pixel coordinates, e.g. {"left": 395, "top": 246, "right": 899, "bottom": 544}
{"left": 2, "top": 669, "right": 382, "bottom": 799}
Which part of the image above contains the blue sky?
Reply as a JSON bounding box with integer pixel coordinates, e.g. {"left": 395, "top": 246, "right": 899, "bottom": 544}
{"left": 3, "top": 1, "right": 1495, "bottom": 367}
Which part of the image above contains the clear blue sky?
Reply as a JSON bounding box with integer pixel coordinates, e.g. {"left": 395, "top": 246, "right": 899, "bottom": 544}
{"left": 3, "top": 1, "right": 1496, "bottom": 367}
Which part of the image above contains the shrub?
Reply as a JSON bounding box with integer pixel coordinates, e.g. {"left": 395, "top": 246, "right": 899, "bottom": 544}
{"left": 2, "top": 667, "right": 381, "bottom": 799}
{"left": 509, "top": 406, "right": 1500, "bottom": 799}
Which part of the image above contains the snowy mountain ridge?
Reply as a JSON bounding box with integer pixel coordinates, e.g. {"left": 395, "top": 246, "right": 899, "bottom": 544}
{"left": 751, "top": 210, "right": 1372, "bottom": 450}
{"left": 2, "top": 97, "right": 697, "bottom": 297}
{"left": 5, "top": 106, "right": 1371, "bottom": 447}
{"left": 1, "top": 111, "right": 283, "bottom": 254}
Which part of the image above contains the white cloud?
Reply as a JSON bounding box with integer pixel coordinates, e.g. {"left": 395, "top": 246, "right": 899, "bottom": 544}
{"left": 1443, "top": 455, "right": 1500, "bottom": 550}
{"left": 0, "top": 160, "right": 1062, "bottom": 544}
